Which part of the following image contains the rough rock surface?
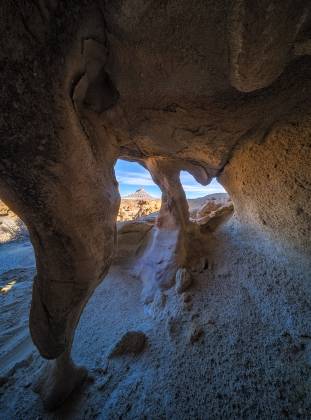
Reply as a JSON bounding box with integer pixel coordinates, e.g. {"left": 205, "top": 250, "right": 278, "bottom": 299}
{"left": 188, "top": 193, "right": 230, "bottom": 218}
{"left": 109, "top": 331, "right": 147, "bottom": 357}
{"left": 115, "top": 219, "right": 154, "bottom": 264}
{"left": 0, "top": 201, "right": 28, "bottom": 244}
{"left": 0, "top": 0, "right": 310, "bottom": 413}
{"left": 117, "top": 196, "right": 161, "bottom": 221}
{"left": 220, "top": 128, "right": 311, "bottom": 254}
{"left": 0, "top": 220, "right": 311, "bottom": 418}
{"left": 197, "top": 202, "right": 234, "bottom": 232}
{"left": 175, "top": 268, "right": 192, "bottom": 294}
{"left": 196, "top": 196, "right": 231, "bottom": 218}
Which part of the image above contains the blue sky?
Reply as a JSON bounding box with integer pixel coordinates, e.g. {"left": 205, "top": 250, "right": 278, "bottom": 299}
{"left": 115, "top": 160, "right": 226, "bottom": 198}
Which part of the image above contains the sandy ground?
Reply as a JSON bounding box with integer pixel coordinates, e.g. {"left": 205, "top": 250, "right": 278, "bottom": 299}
{"left": 0, "top": 240, "right": 35, "bottom": 275}
{"left": 0, "top": 218, "right": 311, "bottom": 419}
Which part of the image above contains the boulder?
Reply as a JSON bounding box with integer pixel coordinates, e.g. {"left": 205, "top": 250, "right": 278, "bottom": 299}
{"left": 109, "top": 331, "right": 147, "bottom": 357}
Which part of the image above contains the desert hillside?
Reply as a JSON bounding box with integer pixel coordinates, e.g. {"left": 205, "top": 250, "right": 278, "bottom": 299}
{"left": 1, "top": 3, "right": 311, "bottom": 418}
{"left": 0, "top": 201, "right": 28, "bottom": 244}
{"left": 118, "top": 189, "right": 161, "bottom": 221}
{"left": 0, "top": 192, "right": 232, "bottom": 243}
{"left": 1, "top": 195, "right": 159, "bottom": 242}
{"left": 117, "top": 189, "right": 232, "bottom": 222}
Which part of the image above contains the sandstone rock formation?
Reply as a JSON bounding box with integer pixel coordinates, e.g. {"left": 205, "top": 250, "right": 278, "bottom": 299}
{"left": 189, "top": 193, "right": 231, "bottom": 219}
{"left": 109, "top": 331, "right": 147, "bottom": 357}
{"left": 117, "top": 189, "right": 161, "bottom": 221}
{"left": 0, "top": 0, "right": 310, "bottom": 412}
{"left": 115, "top": 193, "right": 233, "bottom": 270}
{"left": 116, "top": 219, "right": 154, "bottom": 264}
{"left": 0, "top": 200, "right": 28, "bottom": 244}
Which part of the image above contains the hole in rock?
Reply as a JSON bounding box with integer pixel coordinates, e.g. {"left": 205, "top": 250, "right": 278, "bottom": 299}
{"left": 115, "top": 159, "right": 162, "bottom": 221}
{"left": 0, "top": 199, "right": 34, "bottom": 276}
{"left": 179, "top": 171, "right": 233, "bottom": 223}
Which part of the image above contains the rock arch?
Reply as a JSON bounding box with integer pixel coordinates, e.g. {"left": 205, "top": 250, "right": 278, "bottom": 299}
{"left": 0, "top": 0, "right": 310, "bottom": 410}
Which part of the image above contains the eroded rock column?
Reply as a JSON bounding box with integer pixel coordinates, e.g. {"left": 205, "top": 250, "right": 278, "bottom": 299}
{"left": 133, "top": 157, "right": 206, "bottom": 302}
{"left": 0, "top": 2, "right": 121, "bottom": 409}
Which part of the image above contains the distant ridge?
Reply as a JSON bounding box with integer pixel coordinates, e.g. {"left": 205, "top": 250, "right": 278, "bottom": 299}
{"left": 122, "top": 188, "right": 157, "bottom": 200}
{"left": 187, "top": 193, "right": 229, "bottom": 211}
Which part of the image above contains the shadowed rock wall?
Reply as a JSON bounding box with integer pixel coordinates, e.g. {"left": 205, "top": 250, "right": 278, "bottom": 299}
{"left": 0, "top": 0, "right": 310, "bottom": 410}
{"left": 220, "top": 104, "right": 311, "bottom": 254}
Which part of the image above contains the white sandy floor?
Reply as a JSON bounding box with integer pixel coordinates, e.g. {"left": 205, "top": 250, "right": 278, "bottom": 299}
{"left": 0, "top": 240, "right": 35, "bottom": 275}
{"left": 0, "top": 220, "right": 310, "bottom": 419}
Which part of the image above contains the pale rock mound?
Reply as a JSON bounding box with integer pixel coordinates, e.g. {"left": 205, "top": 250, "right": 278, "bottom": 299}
{"left": 189, "top": 193, "right": 231, "bottom": 219}
{"left": 116, "top": 219, "right": 154, "bottom": 263}
{"left": 196, "top": 202, "right": 234, "bottom": 232}
{"left": 0, "top": 201, "right": 28, "bottom": 244}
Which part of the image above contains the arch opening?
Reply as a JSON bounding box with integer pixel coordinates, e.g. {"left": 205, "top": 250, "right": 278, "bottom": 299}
{"left": 115, "top": 159, "right": 162, "bottom": 222}
{"left": 180, "top": 171, "right": 234, "bottom": 226}
{"left": 0, "top": 199, "right": 34, "bottom": 276}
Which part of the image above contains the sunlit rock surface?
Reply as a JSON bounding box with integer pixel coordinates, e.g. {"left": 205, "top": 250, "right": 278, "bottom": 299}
{"left": 0, "top": 0, "right": 310, "bottom": 416}
{"left": 0, "top": 201, "right": 28, "bottom": 244}
{"left": 117, "top": 189, "right": 161, "bottom": 221}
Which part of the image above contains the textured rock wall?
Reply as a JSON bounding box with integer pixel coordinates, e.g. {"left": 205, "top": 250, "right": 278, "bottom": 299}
{"left": 220, "top": 107, "right": 311, "bottom": 254}
{"left": 0, "top": 0, "right": 311, "bottom": 410}
{"left": 0, "top": 1, "right": 121, "bottom": 363}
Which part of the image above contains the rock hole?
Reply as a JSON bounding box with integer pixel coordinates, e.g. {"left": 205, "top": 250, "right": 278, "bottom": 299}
{"left": 114, "top": 159, "right": 161, "bottom": 221}
{"left": 179, "top": 171, "right": 234, "bottom": 227}
{"left": 0, "top": 199, "right": 34, "bottom": 275}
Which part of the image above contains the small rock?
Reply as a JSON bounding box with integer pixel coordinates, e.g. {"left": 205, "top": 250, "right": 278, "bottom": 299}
{"left": 193, "top": 257, "right": 209, "bottom": 273}
{"left": 153, "top": 290, "right": 167, "bottom": 308}
{"left": 182, "top": 292, "right": 192, "bottom": 303}
{"left": 175, "top": 268, "right": 192, "bottom": 294}
{"left": 109, "top": 331, "right": 147, "bottom": 357}
{"left": 181, "top": 293, "right": 193, "bottom": 311}
{"left": 166, "top": 317, "right": 180, "bottom": 339}
{"left": 0, "top": 376, "right": 8, "bottom": 387}
{"left": 94, "top": 358, "right": 109, "bottom": 374}
{"left": 94, "top": 366, "right": 108, "bottom": 376}
{"left": 185, "top": 301, "right": 193, "bottom": 311}
{"left": 189, "top": 326, "right": 204, "bottom": 344}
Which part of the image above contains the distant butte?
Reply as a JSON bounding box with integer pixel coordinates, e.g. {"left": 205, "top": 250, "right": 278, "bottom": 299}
{"left": 122, "top": 188, "right": 158, "bottom": 201}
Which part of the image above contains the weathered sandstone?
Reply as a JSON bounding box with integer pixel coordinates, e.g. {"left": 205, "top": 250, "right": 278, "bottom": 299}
{"left": 0, "top": 0, "right": 310, "bottom": 412}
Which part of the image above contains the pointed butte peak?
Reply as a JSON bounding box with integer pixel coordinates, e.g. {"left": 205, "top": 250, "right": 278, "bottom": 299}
{"left": 123, "top": 188, "right": 157, "bottom": 200}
